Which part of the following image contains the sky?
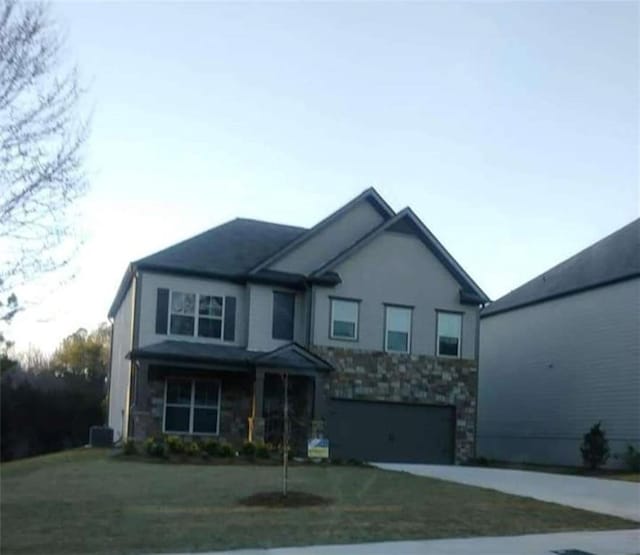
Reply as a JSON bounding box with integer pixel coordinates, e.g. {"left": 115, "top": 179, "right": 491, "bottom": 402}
{"left": 6, "top": 0, "right": 639, "bottom": 354}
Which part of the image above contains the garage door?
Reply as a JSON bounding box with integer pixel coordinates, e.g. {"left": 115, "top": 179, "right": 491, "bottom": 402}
{"left": 327, "top": 399, "right": 455, "bottom": 464}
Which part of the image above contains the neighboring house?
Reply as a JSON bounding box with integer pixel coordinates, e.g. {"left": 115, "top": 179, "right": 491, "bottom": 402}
{"left": 478, "top": 219, "right": 640, "bottom": 467}
{"left": 107, "top": 189, "right": 489, "bottom": 464}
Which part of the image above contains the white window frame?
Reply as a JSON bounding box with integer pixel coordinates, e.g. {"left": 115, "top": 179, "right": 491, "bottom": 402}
{"left": 436, "top": 310, "right": 463, "bottom": 359}
{"left": 329, "top": 298, "right": 360, "bottom": 341}
{"left": 168, "top": 291, "right": 196, "bottom": 337}
{"left": 197, "top": 294, "right": 225, "bottom": 339}
{"left": 163, "top": 378, "right": 222, "bottom": 436}
{"left": 167, "top": 291, "right": 226, "bottom": 340}
{"left": 384, "top": 305, "right": 412, "bottom": 354}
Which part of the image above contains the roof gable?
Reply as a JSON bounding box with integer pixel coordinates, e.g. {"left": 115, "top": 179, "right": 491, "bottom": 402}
{"left": 482, "top": 218, "right": 640, "bottom": 318}
{"left": 311, "top": 208, "right": 490, "bottom": 304}
{"left": 249, "top": 188, "right": 395, "bottom": 274}
{"left": 253, "top": 343, "right": 333, "bottom": 371}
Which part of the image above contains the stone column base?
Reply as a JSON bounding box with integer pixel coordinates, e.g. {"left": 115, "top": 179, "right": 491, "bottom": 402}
{"left": 248, "top": 417, "right": 265, "bottom": 443}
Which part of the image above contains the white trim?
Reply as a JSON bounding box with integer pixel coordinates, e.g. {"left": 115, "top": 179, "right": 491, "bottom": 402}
{"left": 163, "top": 377, "right": 222, "bottom": 436}
{"left": 384, "top": 305, "right": 412, "bottom": 354}
{"left": 436, "top": 311, "right": 462, "bottom": 358}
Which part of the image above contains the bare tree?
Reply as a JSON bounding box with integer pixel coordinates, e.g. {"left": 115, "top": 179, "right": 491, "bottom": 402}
{"left": 0, "top": 0, "right": 87, "bottom": 336}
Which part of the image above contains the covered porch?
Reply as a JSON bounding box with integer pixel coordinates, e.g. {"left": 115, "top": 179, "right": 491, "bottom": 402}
{"left": 126, "top": 341, "right": 332, "bottom": 451}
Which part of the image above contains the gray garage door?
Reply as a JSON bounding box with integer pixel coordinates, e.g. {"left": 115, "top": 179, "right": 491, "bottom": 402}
{"left": 327, "top": 399, "right": 455, "bottom": 464}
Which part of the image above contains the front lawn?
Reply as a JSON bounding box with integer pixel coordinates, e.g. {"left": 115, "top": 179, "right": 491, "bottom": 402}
{"left": 1, "top": 449, "right": 636, "bottom": 555}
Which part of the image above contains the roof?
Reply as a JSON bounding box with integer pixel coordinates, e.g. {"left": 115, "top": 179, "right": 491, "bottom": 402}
{"left": 482, "top": 218, "right": 640, "bottom": 318}
{"left": 249, "top": 187, "right": 395, "bottom": 274}
{"left": 136, "top": 218, "right": 305, "bottom": 276}
{"left": 108, "top": 218, "right": 306, "bottom": 317}
{"left": 310, "top": 207, "right": 490, "bottom": 304}
{"left": 128, "top": 340, "right": 333, "bottom": 372}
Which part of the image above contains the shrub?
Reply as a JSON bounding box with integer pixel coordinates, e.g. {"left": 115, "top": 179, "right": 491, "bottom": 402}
{"left": 165, "top": 435, "right": 186, "bottom": 455}
{"left": 580, "top": 422, "right": 610, "bottom": 470}
{"left": 240, "top": 441, "right": 257, "bottom": 458}
{"left": 201, "top": 438, "right": 220, "bottom": 457}
{"left": 255, "top": 442, "right": 270, "bottom": 459}
{"left": 123, "top": 439, "right": 137, "bottom": 455}
{"left": 622, "top": 444, "right": 640, "bottom": 472}
{"left": 218, "top": 442, "right": 235, "bottom": 458}
{"left": 144, "top": 436, "right": 166, "bottom": 458}
{"left": 184, "top": 440, "right": 201, "bottom": 457}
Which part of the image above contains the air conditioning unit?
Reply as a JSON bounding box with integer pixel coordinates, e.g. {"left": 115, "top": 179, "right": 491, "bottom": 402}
{"left": 89, "top": 426, "right": 114, "bottom": 447}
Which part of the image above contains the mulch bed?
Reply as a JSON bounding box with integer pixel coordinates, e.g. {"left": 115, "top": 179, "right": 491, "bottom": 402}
{"left": 238, "top": 491, "right": 333, "bottom": 508}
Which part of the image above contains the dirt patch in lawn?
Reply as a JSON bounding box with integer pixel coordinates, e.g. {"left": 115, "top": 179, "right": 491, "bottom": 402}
{"left": 238, "top": 490, "right": 333, "bottom": 508}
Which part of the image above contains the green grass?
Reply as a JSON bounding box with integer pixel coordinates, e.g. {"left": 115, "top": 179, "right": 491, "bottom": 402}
{"left": 1, "top": 449, "right": 636, "bottom": 555}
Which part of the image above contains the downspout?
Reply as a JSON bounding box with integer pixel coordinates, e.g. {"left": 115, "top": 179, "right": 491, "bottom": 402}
{"left": 127, "top": 270, "right": 143, "bottom": 440}
{"left": 105, "top": 316, "right": 115, "bottom": 427}
{"left": 473, "top": 303, "right": 484, "bottom": 460}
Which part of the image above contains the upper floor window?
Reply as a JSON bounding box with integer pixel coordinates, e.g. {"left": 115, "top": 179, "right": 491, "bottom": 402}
{"left": 385, "top": 305, "right": 412, "bottom": 353}
{"left": 436, "top": 311, "right": 462, "bottom": 358}
{"left": 167, "top": 290, "right": 229, "bottom": 340}
{"left": 272, "top": 291, "right": 295, "bottom": 340}
{"left": 170, "top": 292, "right": 196, "bottom": 335}
{"left": 330, "top": 298, "right": 359, "bottom": 340}
{"left": 198, "top": 295, "right": 223, "bottom": 338}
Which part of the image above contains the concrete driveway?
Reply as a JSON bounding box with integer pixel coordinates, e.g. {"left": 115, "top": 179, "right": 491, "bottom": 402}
{"left": 374, "top": 463, "right": 640, "bottom": 522}
{"left": 160, "top": 529, "right": 640, "bottom": 555}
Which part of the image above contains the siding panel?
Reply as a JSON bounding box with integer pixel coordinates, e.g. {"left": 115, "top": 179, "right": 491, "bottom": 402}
{"left": 478, "top": 278, "right": 640, "bottom": 467}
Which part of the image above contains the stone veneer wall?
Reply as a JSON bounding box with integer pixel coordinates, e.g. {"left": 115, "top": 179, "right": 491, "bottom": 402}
{"left": 311, "top": 346, "right": 478, "bottom": 463}
{"left": 134, "top": 366, "right": 252, "bottom": 446}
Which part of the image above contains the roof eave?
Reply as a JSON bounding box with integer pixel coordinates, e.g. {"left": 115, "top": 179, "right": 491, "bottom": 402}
{"left": 481, "top": 272, "right": 640, "bottom": 319}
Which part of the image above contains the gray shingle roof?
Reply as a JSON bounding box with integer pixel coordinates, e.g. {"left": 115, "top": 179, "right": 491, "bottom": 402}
{"left": 108, "top": 218, "right": 306, "bottom": 317}
{"left": 482, "top": 218, "right": 640, "bottom": 318}
{"left": 136, "top": 218, "right": 306, "bottom": 276}
{"left": 128, "top": 340, "right": 333, "bottom": 371}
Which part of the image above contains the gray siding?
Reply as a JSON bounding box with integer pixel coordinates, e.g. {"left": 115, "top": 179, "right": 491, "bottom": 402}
{"left": 478, "top": 278, "right": 640, "bottom": 467}
{"left": 246, "top": 283, "right": 307, "bottom": 351}
{"left": 312, "top": 230, "right": 478, "bottom": 358}
{"left": 138, "top": 272, "right": 247, "bottom": 348}
{"left": 108, "top": 279, "right": 135, "bottom": 441}
{"left": 272, "top": 199, "right": 385, "bottom": 274}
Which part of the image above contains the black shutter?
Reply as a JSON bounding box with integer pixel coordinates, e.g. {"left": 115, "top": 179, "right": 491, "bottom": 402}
{"left": 155, "top": 288, "right": 169, "bottom": 334}
{"left": 223, "top": 296, "right": 236, "bottom": 342}
{"left": 272, "top": 291, "right": 295, "bottom": 340}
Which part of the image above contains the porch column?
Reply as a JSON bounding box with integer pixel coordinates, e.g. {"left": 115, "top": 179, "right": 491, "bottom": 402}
{"left": 249, "top": 367, "right": 265, "bottom": 443}
{"left": 131, "top": 361, "right": 152, "bottom": 440}
{"left": 311, "top": 373, "right": 326, "bottom": 438}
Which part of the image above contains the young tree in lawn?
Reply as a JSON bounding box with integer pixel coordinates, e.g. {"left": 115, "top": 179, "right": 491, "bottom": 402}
{"left": 0, "top": 0, "right": 88, "bottom": 341}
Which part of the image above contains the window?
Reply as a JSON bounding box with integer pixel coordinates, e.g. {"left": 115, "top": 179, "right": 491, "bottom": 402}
{"left": 164, "top": 379, "right": 220, "bottom": 435}
{"left": 166, "top": 291, "right": 231, "bottom": 340}
{"left": 198, "top": 295, "right": 223, "bottom": 338}
{"left": 272, "top": 291, "right": 295, "bottom": 340}
{"left": 170, "top": 292, "right": 195, "bottom": 335}
{"left": 330, "top": 298, "right": 359, "bottom": 340}
{"left": 385, "top": 305, "right": 412, "bottom": 353}
{"left": 437, "top": 311, "right": 462, "bottom": 358}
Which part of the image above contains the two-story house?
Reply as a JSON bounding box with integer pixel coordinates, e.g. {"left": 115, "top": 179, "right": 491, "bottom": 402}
{"left": 107, "top": 189, "right": 489, "bottom": 463}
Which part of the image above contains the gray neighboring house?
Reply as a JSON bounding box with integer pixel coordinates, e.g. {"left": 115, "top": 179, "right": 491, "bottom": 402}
{"left": 107, "top": 188, "right": 489, "bottom": 464}
{"left": 478, "top": 219, "right": 640, "bottom": 467}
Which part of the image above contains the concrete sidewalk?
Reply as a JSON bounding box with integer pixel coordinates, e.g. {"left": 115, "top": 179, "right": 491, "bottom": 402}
{"left": 374, "top": 463, "right": 640, "bottom": 522}
{"left": 160, "top": 529, "right": 640, "bottom": 555}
